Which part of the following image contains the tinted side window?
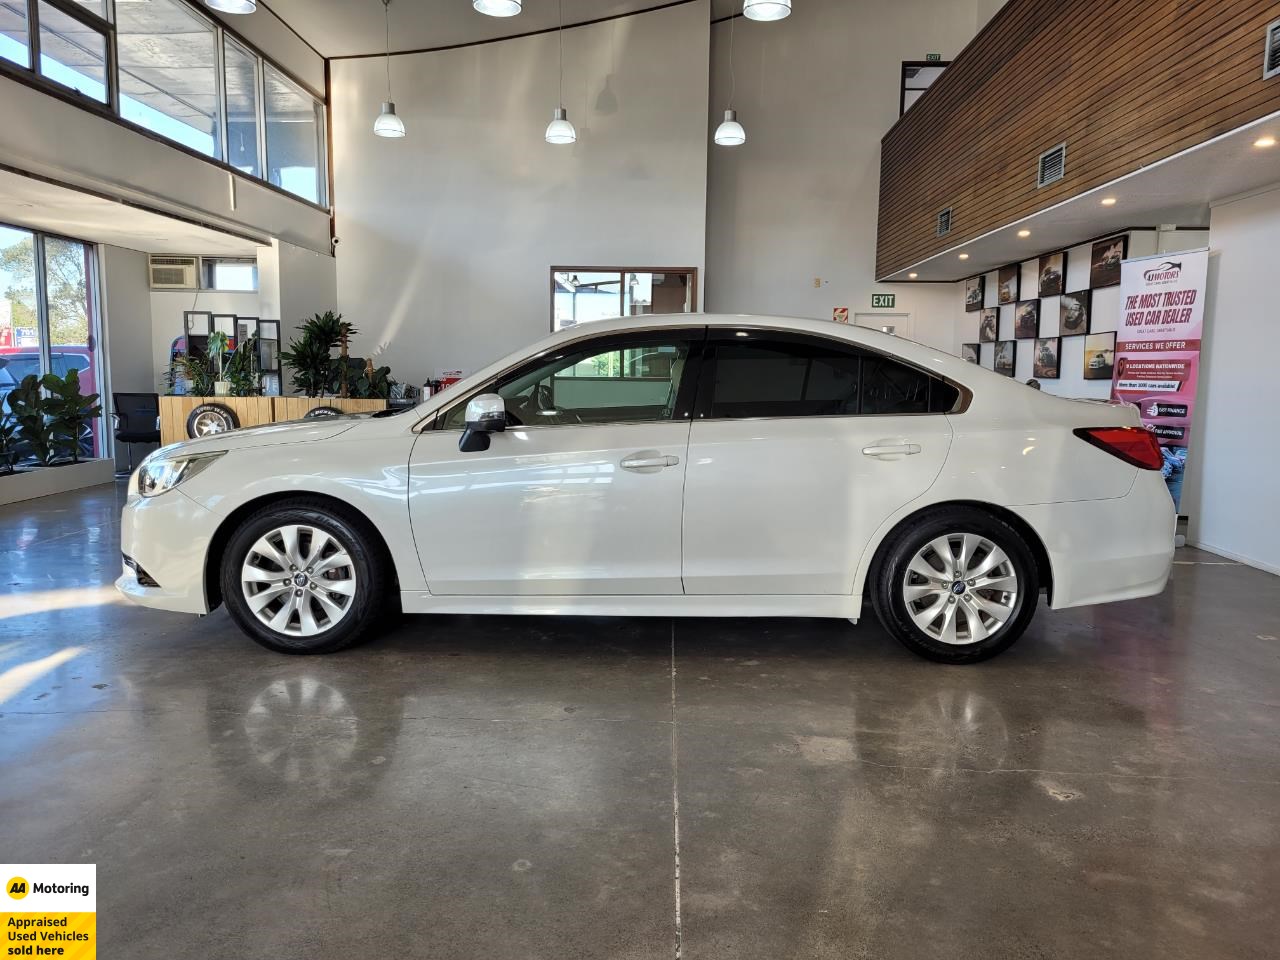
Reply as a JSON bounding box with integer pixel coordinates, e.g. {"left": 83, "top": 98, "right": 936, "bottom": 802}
{"left": 704, "top": 333, "right": 958, "bottom": 418}
{"left": 706, "top": 338, "right": 861, "bottom": 419}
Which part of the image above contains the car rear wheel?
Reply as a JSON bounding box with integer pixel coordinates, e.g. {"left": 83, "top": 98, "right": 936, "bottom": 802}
{"left": 221, "top": 500, "right": 388, "bottom": 654}
{"left": 871, "top": 507, "right": 1039, "bottom": 664}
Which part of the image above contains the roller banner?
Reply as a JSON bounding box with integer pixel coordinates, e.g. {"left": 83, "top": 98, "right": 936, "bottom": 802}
{"left": 1111, "top": 248, "right": 1209, "bottom": 512}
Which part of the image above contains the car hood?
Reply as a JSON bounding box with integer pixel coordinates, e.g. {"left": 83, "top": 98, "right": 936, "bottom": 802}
{"left": 150, "top": 418, "right": 362, "bottom": 460}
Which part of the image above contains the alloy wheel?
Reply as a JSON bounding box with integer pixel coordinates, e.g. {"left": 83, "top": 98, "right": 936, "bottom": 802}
{"left": 901, "top": 532, "right": 1019, "bottom": 645}
{"left": 240, "top": 524, "right": 358, "bottom": 637}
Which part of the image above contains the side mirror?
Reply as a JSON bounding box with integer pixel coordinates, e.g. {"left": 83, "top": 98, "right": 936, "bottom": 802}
{"left": 459, "top": 393, "right": 506, "bottom": 453}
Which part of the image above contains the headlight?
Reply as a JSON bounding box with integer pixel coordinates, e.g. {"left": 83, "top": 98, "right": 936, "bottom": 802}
{"left": 133, "top": 450, "right": 226, "bottom": 498}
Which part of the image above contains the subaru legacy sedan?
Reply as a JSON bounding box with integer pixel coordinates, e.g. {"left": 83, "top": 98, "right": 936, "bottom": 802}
{"left": 116, "top": 314, "right": 1175, "bottom": 664}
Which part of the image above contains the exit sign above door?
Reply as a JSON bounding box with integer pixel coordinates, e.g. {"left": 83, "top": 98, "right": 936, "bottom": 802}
{"left": 925, "top": 53, "right": 942, "bottom": 62}
{"left": 871, "top": 294, "right": 897, "bottom": 308}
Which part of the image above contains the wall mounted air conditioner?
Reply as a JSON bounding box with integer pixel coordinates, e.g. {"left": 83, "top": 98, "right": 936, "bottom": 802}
{"left": 148, "top": 255, "right": 199, "bottom": 290}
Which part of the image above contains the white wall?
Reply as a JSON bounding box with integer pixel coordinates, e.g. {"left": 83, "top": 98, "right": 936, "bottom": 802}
{"left": 99, "top": 245, "right": 155, "bottom": 469}
{"left": 1184, "top": 186, "right": 1280, "bottom": 574}
{"left": 258, "top": 239, "right": 338, "bottom": 337}
{"left": 704, "top": 0, "right": 991, "bottom": 354}
{"left": 330, "top": 1, "right": 711, "bottom": 383}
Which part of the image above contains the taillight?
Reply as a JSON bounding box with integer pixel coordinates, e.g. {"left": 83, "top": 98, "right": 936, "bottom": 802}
{"left": 1073, "top": 427, "right": 1163, "bottom": 470}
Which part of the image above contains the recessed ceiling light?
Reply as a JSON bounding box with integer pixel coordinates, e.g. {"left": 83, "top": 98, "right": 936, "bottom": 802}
{"left": 958, "top": 253, "right": 970, "bottom": 260}
{"left": 908, "top": 272, "right": 918, "bottom": 279}
{"left": 1100, "top": 197, "right": 1117, "bottom": 206}
{"left": 1255, "top": 135, "right": 1277, "bottom": 148}
{"left": 1017, "top": 229, "right": 1031, "bottom": 238}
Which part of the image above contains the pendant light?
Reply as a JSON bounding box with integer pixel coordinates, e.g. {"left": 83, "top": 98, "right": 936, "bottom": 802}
{"left": 206, "top": 0, "right": 256, "bottom": 12}
{"left": 545, "top": 0, "right": 576, "bottom": 144}
{"left": 743, "top": 0, "right": 791, "bottom": 21}
{"left": 714, "top": 13, "right": 745, "bottom": 145}
{"left": 373, "top": 0, "right": 405, "bottom": 138}
{"left": 473, "top": 0, "right": 521, "bottom": 15}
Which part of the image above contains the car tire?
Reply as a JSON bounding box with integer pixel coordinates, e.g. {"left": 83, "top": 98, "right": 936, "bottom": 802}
{"left": 220, "top": 499, "right": 388, "bottom": 655}
{"left": 871, "top": 507, "right": 1039, "bottom": 664}
{"left": 187, "top": 402, "right": 239, "bottom": 438}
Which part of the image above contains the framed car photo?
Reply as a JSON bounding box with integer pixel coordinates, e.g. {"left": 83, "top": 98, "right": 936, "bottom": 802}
{"left": 994, "top": 339, "right": 1017, "bottom": 377}
{"left": 1038, "top": 251, "right": 1066, "bottom": 297}
{"left": 1089, "top": 236, "right": 1128, "bottom": 288}
{"left": 1082, "top": 331, "right": 1116, "bottom": 380}
{"left": 1014, "top": 299, "right": 1040, "bottom": 339}
{"left": 979, "top": 307, "right": 998, "bottom": 343}
{"left": 965, "top": 275, "right": 985, "bottom": 312}
{"left": 1059, "top": 289, "right": 1091, "bottom": 336}
{"left": 997, "top": 265, "right": 1020, "bottom": 305}
{"left": 1033, "top": 337, "right": 1061, "bottom": 379}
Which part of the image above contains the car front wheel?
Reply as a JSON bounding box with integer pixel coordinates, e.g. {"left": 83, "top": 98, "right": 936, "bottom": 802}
{"left": 871, "top": 507, "right": 1039, "bottom": 664}
{"left": 221, "top": 500, "right": 387, "bottom": 654}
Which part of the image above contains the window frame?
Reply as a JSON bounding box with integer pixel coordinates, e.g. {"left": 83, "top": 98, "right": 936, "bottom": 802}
{"left": 692, "top": 328, "right": 967, "bottom": 421}
{"left": 549, "top": 266, "right": 699, "bottom": 332}
{"left": 432, "top": 327, "right": 709, "bottom": 432}
{"left": 900, "top": 59, "right": 949, "bottom": 117}
{"left": 0, "top": 219, "right": 109, "bottom": 460}
{"left": 262, "top": 60, "right": 327, "bottom": 207}
{"left": 0, "top": 0, "right": 328, "bottom": 211}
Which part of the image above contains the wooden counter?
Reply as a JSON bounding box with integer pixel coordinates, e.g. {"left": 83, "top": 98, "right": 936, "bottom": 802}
{"left": 158, "top": 396, "right": 388, "bottom": 445}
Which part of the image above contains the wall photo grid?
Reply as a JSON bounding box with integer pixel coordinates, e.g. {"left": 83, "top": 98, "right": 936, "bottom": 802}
{"left": 962, "top": 233, "right": 1131, "bottom": 389}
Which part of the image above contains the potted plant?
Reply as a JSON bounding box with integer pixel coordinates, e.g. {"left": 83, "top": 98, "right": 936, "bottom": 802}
{"left": 41, "top": 368, "right": 103, "bottom": 464}
{"left": 6, "top": 374, "right": 57, "bottom": 466}
{"left": 280, "top": 312, "right": 359, "bottom": 397}
{"left": 0, "top": 412, "right": 20, "bottom": 475}
{"left": 224, "top": 336, "right": 262, "bottom": 397}
{"left": 208, "top": 331, "right": 231, "bottom": 396}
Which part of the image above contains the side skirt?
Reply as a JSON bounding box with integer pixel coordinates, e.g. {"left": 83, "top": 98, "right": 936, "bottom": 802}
{"left": 399, "top": 592, "right": 863, "bottom": 620}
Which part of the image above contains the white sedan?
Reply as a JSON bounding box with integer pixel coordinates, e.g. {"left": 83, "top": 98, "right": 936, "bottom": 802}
{"left": 116, "top": 314, "right": 1175, "bottom": 663}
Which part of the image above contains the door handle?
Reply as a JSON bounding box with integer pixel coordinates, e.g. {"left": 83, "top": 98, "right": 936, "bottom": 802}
{"left": 862, "top": 442, "right": 921, "bottom": 459}
{"left": 620, "top": 454, "right": 681, "bottom": 470}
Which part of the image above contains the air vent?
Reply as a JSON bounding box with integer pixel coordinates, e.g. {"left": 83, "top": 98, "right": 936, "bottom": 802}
{"left": 1037, "top": 143, "right": 1067, "bottom": 187}
{"left": 148, "top": 255, "right": 198, "bottom": 290}
{"left": 936, "top": 207, "right": 953, "bottom": 236}
{"left": 1265, "top": 19, "right": 1280, "bottom": 79}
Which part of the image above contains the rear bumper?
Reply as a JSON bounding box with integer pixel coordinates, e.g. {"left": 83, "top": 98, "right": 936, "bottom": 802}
{"left": 1011, "top": 473, "right": 1175, "bottom": 610}
{"left": 115, "top": 489, "right": 215, "bottom": 615}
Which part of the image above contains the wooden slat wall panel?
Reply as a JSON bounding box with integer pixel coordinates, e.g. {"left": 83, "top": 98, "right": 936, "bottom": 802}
{"left": 876, "top": 0, "right": 1280, "bottom": 279}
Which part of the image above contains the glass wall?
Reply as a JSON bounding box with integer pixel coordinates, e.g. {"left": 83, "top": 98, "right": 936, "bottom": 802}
{"left": 0, "top": 0, "right": 326, "bottom": 205}
{"left": 37, "top": 0, "right": 108, "bottom": 103}
{"left": 224, "top": 37, "right": 261, "bottom": 177}
{"left": 264, "top": 64, "right": 324, "bottom": 205}
{"left": 0, "top": 226, "right": 105, "bottom": 460}
{"left": 0, "top": 0, "right": 31, "bottom": 69}
{"left": 117, "top": 0, "right": 221, "bottom": 157}
{"left": 552, "top": 269, "right": 697, "bottom": 331}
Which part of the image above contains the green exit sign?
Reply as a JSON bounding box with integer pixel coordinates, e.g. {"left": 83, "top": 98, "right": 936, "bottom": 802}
{"left": 925, "top": 53, "right": 942, "bottom": 62}
{"left": 872, "top": 294, "right": 896, "bottom": 309}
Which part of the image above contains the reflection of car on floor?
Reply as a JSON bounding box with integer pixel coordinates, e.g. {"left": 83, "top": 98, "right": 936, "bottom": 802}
{"left": 118, "top": 314, "right": 1175, "bottom": 666}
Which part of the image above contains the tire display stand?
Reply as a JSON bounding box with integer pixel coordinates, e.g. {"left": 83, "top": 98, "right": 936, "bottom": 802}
{"left": 158, "top": 396, "right": 388, "bottom": 445}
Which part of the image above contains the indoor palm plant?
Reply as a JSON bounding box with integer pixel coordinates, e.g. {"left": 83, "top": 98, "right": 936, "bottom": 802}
{"left": 40, "top": 368, "right": 102, "bottom": 464}
{"left": 6, "top": 374, "right": 57, "bottom": 466}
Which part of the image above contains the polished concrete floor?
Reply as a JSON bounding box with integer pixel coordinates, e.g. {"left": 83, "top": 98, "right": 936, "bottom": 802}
{"left": 1, "top": 483, "right": 1277, "bottom": 959}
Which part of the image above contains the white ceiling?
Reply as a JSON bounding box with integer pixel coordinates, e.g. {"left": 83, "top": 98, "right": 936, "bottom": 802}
{"left": 884, "top": 114, "right": 1280, "bottom": 282}
{"left": 0, "top": 169, "right": 262, "bottom": 255}
{"left": 264, "top": 0, "right": 734, "bottom": 59}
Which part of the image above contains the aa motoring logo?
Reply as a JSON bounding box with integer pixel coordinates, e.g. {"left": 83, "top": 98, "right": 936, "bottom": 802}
{"left": 1143, "top": 260, "right": 1182, "bottom": 283}
{"left": 6, "top": 876, "right": 29, "bottom": 900}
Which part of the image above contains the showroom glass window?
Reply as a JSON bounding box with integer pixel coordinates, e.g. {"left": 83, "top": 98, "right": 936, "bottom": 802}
{"left": 701, "top": 331, "right": 958, "bottom": 418}
{"left": 224, "top": 37, "right": 261, "bottom": 178}
{"left": 264, "top": 64, "right": 325, "bottom": 205}
{"left": 0, "top": 224, "right": 106, "bottom": 460}
{"left": 37, "top": 0, "right": 109, "bottom": 103}
{"left": 117, "top": 0, "right": 222, "bottom": 157}
{"left": 0, "top": 0, "right": 31, "bottom": 69}
{"left": 440, "top": 332, "right": 699, "bottom": 429}
{"left": 551, "top": 269, "right": 697, "bottom": 331}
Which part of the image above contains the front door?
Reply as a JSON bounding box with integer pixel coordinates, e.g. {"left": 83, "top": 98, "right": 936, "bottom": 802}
{"left": 681, "top": 328, "right": 955, "bottom": 595}
{"left": 408, "top": 328, "right": 704, "bottom": 596}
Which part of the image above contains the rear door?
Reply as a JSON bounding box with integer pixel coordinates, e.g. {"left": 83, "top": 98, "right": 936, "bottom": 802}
{"left": 681, "top": 328, "right": 956, "bottom": 595}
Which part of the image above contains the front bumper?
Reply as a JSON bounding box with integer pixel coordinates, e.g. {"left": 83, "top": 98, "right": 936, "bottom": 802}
{"left": 115, "top": 488, "right": 218, "bottom": 615}
{"left": 1012, "top": 471, "right": 1176, "bottom": 610}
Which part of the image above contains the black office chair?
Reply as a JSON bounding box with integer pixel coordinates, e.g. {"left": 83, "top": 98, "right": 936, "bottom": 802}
{"left": 112, "top": 392, "right": 161, "bottom": 475}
